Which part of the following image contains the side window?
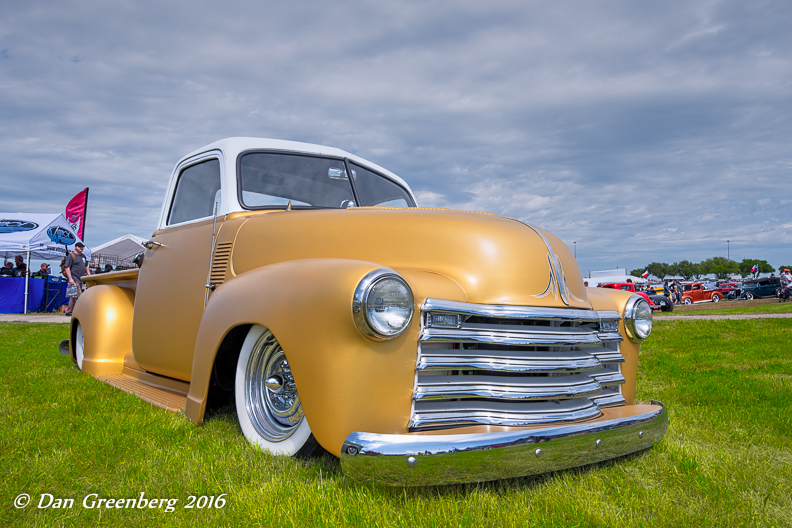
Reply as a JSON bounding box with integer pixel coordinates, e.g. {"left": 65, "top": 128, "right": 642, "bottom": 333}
{"left": 168, "top": 159, "right": 222, "bottom": 225}
{"left": 693, "top": 284, "right": 701, "bottom": 290}
{"left": 350, "top": 163, "right": 414, "bottom": 207}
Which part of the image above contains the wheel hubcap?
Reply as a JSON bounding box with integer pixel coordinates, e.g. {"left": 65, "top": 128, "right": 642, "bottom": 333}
{"left": 245, "top": 331, "right": 304, "bottom": 441}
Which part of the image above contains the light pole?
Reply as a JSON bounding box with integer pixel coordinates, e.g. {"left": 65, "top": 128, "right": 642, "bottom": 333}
{"left": 574, "top": 242, "right": 576, "bottom": 258}
{"left": 727, "top": 240, "right": 730, "bottom": 261}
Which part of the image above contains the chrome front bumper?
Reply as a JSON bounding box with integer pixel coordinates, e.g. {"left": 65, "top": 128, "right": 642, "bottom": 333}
{"left": 340, "top": 401, "right": 668, "bottom": 486}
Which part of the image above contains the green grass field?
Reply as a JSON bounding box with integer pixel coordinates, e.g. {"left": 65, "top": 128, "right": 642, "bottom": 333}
{"left": 1, "top": 320, "right": 790, "bottom": 527}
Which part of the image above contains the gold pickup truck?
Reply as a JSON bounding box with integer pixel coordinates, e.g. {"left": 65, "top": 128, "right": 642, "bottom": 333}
{"left": 67, "top": 137, "right": 667, "bottom": 486}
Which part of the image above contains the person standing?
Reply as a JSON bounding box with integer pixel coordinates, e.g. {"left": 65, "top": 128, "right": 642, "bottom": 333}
{"left": 781, "top": 269, "right": 792, "bottom": 302}
{"left": 64, "top": 242, "right": 90, "bottom": 316}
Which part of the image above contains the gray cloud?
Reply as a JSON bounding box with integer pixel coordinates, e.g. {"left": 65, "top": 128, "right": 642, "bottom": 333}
{"left": 1, "top": 0, "right": 790, "bottom": 274}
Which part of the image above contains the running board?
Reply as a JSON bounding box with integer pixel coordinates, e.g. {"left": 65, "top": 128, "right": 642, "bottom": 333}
{"left": 95, "top": 367, "right": 189, "bottom": 413}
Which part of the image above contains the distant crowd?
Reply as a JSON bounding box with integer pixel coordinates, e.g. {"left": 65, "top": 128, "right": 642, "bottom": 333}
{"left": 1, "top": 254, "right": 136, "bottom": 280}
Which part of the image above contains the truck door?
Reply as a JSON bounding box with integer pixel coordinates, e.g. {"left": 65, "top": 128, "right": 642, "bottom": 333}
{"left": 132, "top": 156, "right": 224, "bottom": 381}
{"left": 691, "top": 283, "right": 702, "bottom": 301}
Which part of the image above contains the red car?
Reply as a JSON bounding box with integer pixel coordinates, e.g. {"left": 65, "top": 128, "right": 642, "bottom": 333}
{"left": 718, "top": 282, "right": 741, "bottom": 295}
{"left": 599, "top": 283, "right": 665, "bottom": 311}
{"left": 681, "top": 282, "right": 723, "bottom": 304}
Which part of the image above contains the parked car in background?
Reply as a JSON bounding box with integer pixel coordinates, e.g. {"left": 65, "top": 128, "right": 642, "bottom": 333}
{"left": 741, "top": 277, "right": 783, "bottom": 299}
{"left": 599, "top": 282, "right": 672, "bottom": 312}
{"left": 681, "top": 282, "right": 723, "bottom": 304}
{"left": 718, "top": 282, "right": 741, "bottom": 296}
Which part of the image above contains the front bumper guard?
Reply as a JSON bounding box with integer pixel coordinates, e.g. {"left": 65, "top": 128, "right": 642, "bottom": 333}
{"left": 341, "top": 401, "right": 669, "bottom": 486}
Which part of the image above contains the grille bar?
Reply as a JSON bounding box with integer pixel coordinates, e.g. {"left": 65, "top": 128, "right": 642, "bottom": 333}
{"left": 414, "top": 373, "right": 602, "bottom": 401}
{"left": 417, "top": 349, "right": 602, "bottom": 373}
{"left": 591, "top": 389, "right": 626, "bottom": 408}
{"left": 421, "top": 327, "right": 603, "bottom": 347}
{"left": 410, "top": 398, "right": 601, "bottom": 429}
{"left": 423, "top": 298, "right": 606, "bottom": 323}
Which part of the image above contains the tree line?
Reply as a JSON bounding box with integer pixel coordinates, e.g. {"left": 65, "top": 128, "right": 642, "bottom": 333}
{"left": 630, "top": 258, "right": 792, "bottom": 280}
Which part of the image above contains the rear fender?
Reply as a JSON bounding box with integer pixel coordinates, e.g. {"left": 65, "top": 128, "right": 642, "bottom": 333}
{"left": 186, "top": 258, "right": 466, "bottom": 456}
{"left": 70, "top": 285, "right": 135, "bottom": 376}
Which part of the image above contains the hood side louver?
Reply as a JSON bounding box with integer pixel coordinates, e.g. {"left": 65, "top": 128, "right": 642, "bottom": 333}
{"left": 210, "top": 242, "right": 234, "bottom": 285}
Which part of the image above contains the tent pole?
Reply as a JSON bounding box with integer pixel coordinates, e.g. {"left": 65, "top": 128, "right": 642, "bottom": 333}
{"left": 24, "top": 249, "right": 31, "bottom": 314}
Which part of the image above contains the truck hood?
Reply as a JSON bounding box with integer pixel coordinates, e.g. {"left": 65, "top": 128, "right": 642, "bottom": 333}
{"left": 231, "top": 208, "right": 591, "bottom": 310}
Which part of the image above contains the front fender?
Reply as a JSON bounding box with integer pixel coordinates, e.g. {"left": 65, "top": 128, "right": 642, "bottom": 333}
{"left": 186, "top": 258, "right": 466, "bottom": 456}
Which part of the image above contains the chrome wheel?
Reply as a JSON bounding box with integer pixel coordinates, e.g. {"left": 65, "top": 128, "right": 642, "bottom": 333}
{"left": 683, "top": 298, "right": 692, "bottom": 305}
{"left": 745, "top": 292, "right": 754, "bottom": 300}
{"left": 245, "top": 332, "right": 303, "bottom": 441}
{"left": 712, "top": 294, "right": 720, "bottom": 303}
{"left": 235, "top": 325, "right": 319, "bottom": 456}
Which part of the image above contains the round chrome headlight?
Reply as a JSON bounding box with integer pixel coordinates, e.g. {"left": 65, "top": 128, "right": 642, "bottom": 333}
{"left": 624, "top": 295, "right": 653, "bottom": 342}
{"left": 352, "top": 269, "right": 414, "bottom": 340}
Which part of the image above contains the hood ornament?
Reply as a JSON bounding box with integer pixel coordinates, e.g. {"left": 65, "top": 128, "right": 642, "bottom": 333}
{"left": 509, "top": 219, "right": 583, "bottom": 306}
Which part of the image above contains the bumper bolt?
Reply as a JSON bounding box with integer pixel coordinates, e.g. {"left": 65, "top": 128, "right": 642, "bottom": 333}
{"left": 595, "top": 439, "right": 601, "bottom": 448}
{"left": 347, "top": 446, "right": 358, "bottom": 456}
{"left": 534, "top": 448, "right": 543, "bottom": 458}
{"left": 406, "top": 456, "right": 416, "bottom": 467}
{"left": 639, "top": 430, "right": 644, "bottom": 439}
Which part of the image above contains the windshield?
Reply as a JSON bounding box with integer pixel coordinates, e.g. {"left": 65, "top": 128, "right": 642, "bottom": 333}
{"left": 239, "top": 153, "right": 355, "bottom": 208}
{"left": 238, "top": 152, "right": 414, "bottom": 209}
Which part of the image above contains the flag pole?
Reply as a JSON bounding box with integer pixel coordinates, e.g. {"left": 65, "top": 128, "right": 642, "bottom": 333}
{"left": 24, "top": 249, "right": 31, "bottom": 314}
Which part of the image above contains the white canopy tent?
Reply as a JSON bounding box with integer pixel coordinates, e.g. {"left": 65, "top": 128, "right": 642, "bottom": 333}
{"left": 0, "top": 214, "right": 91, "bottom": 313}
{"left": 91, "top": 234, "right": 145, "bottom": 262}
{"left": 587, "top": 268, "right": 648, "bottom": 287}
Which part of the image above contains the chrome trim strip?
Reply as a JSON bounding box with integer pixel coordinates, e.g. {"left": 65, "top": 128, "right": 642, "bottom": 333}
{"left": 507, "top": 219, "right": 584, "bottom": 306}
{"left": 423, "top": 298, "right": 600, "bottom": 322}
{"left": 341, "top": 401, "right": 669, "bottom": 486}
{"left": 420, "top": 328, "right": 603, "bottom": 347}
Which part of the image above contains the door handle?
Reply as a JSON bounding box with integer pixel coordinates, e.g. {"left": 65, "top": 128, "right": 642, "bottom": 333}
{"left": 141, "top": 240, "right": 163, "bottom": 250}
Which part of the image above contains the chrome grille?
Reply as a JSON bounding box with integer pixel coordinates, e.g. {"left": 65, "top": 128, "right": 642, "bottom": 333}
{"left": 411, "top": 299, "right": 625, "bottom": 431}
{"left": 210, "top": 242, "right": 233, "bottom": 285}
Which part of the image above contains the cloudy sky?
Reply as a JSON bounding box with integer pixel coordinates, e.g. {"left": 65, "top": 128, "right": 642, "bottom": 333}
{"left": 1, "top": 0, "right": 790, "bottom": 275}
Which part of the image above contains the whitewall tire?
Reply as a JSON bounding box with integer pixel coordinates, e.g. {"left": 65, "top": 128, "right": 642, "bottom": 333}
{"left": 235, "top": 325, "right": 319, "bottom": 457}
{"left": 75, "top": 323, "right": 85, "bottom": 370}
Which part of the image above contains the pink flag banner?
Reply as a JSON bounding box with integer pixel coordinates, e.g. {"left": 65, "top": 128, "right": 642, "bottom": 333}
{"left": 65, "top": 188, "right": 89, "bottom": 241}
